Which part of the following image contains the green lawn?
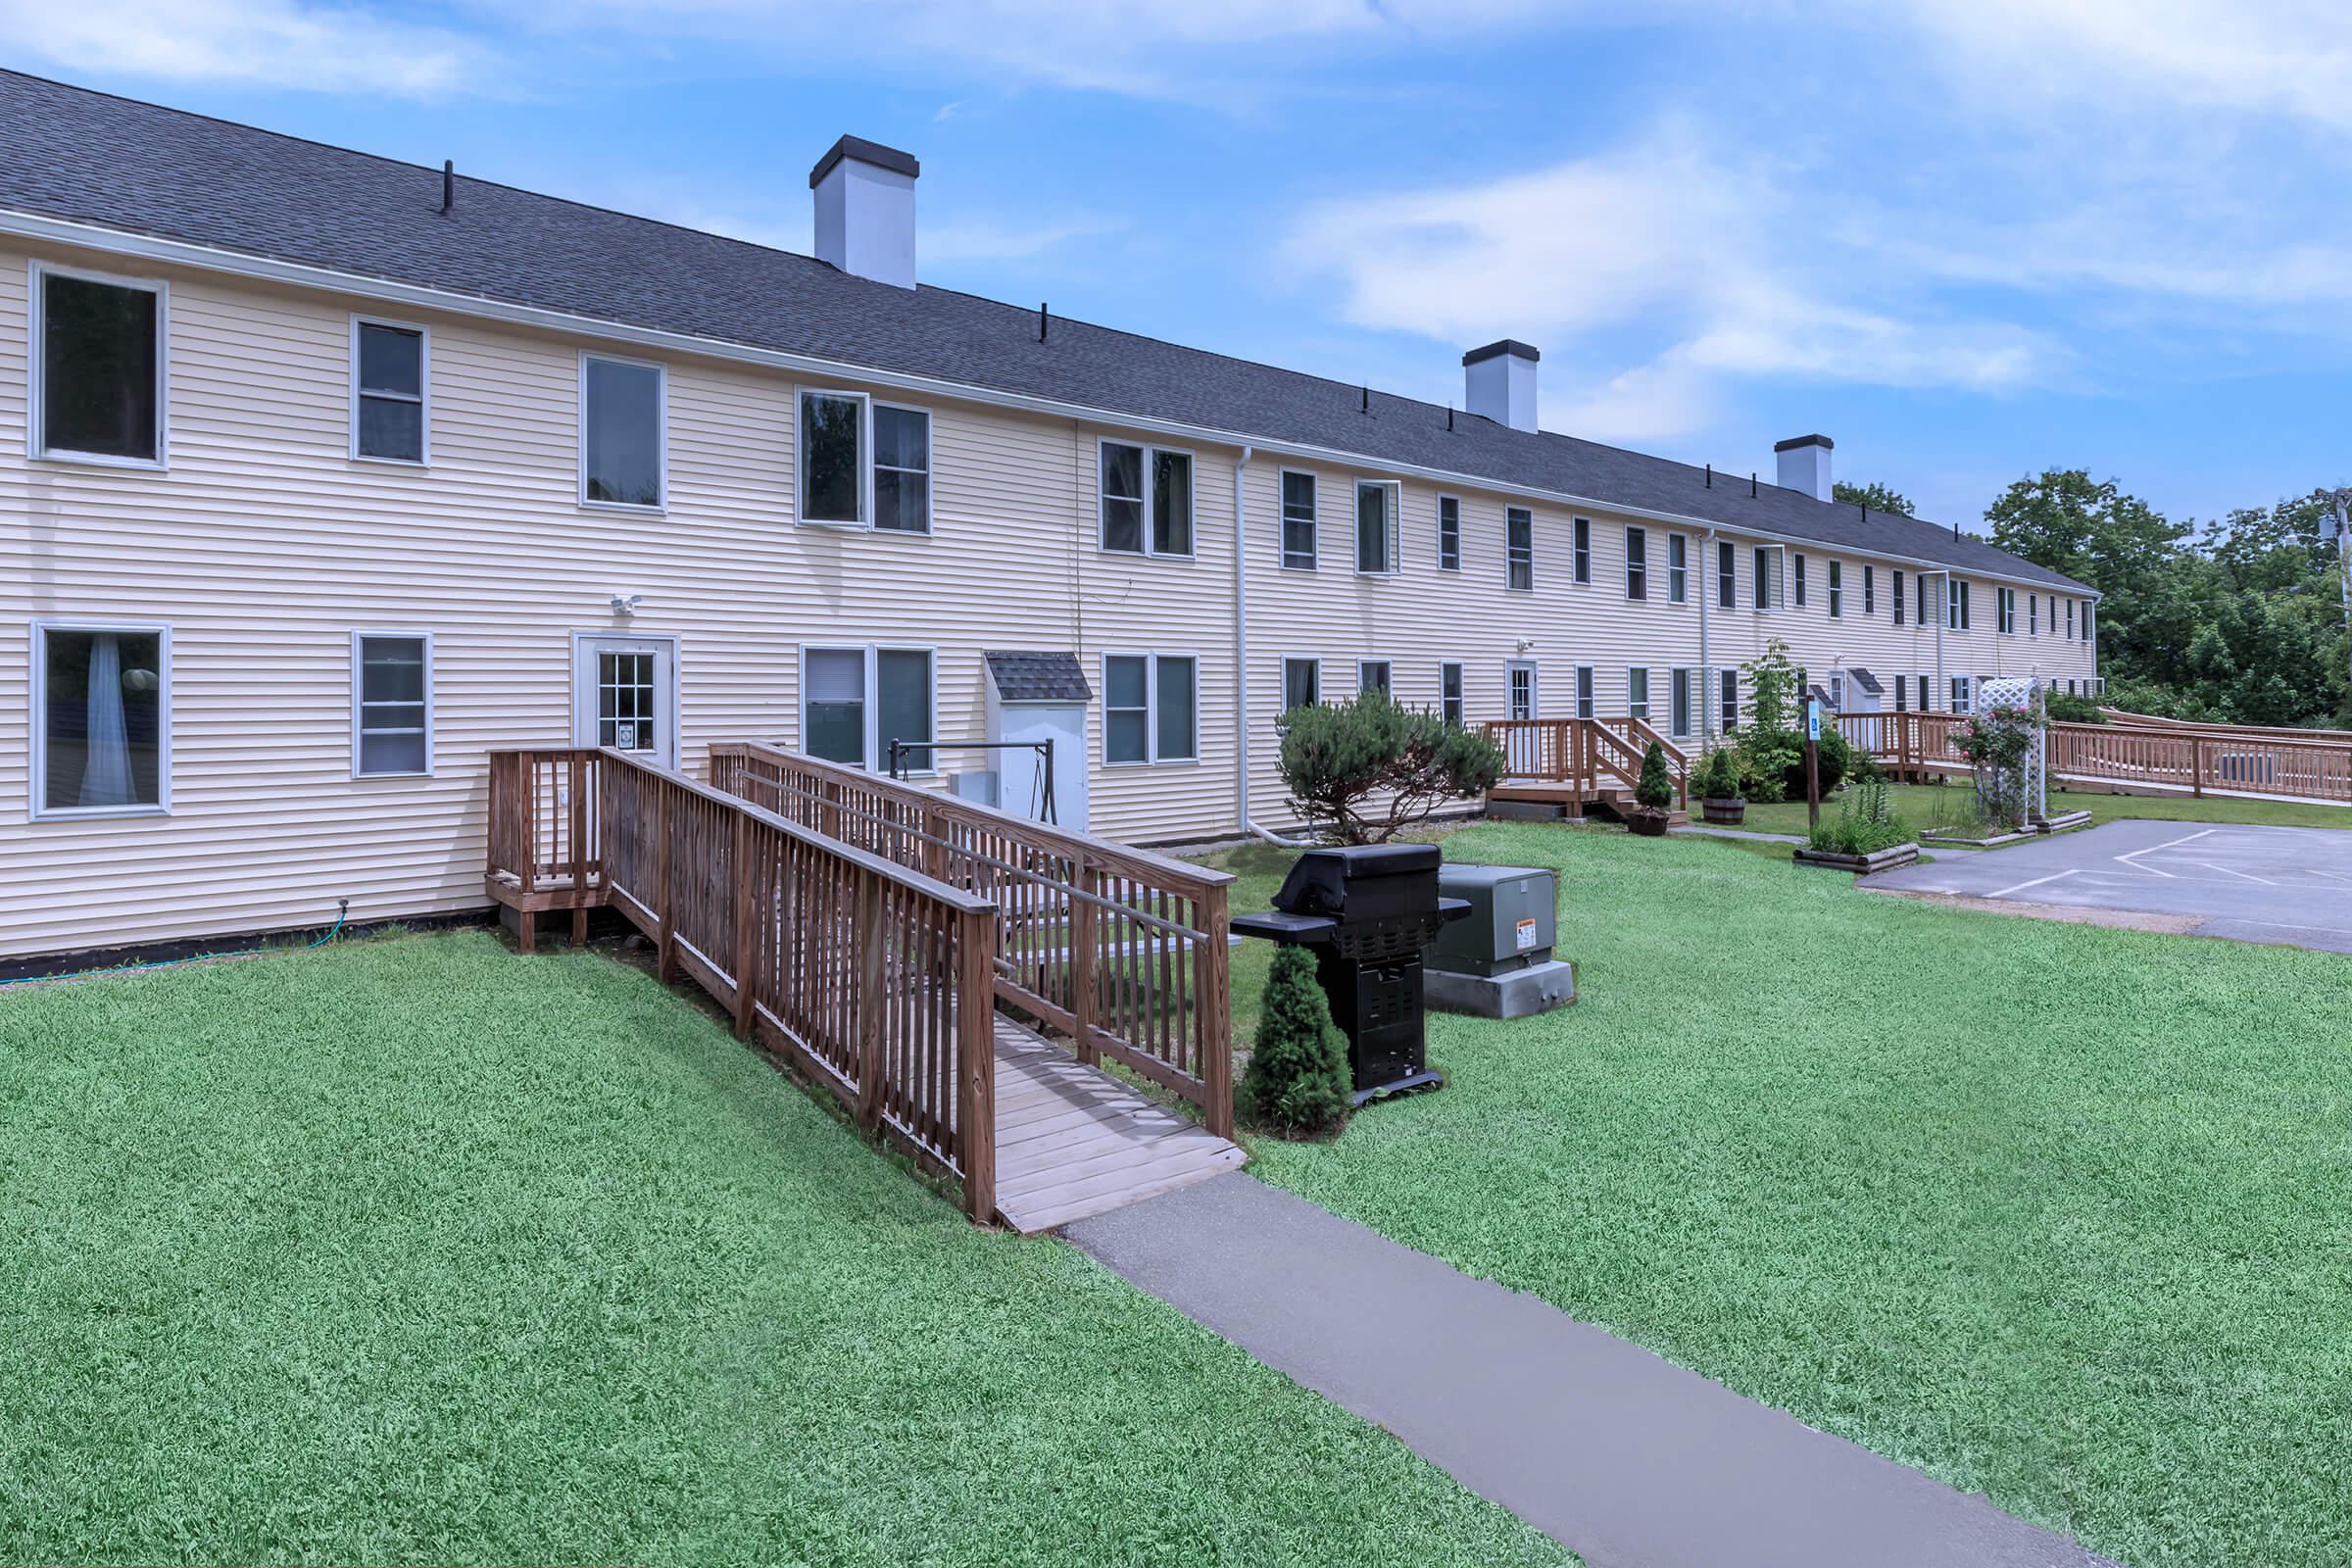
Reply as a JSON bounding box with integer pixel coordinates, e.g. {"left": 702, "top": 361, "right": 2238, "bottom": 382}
{"left": 0, "top": 932, "right": 1567, "bottom": 1568}
{"left": 1222, "top": 823, "right": 2352, "bottom": 1568}
{"left": 1737, "top": 777, "right": 2352, "bottom": 839}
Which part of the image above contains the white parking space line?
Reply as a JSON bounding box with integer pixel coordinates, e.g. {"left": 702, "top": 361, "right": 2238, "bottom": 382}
{"left": 2186, "top": 860, "right": 2278, "bottom": 886}
{"left": 2113, "top": 829, "right": 2214, "bottom": 878}
{"left": 2307, "top": 868, "right": 2352, "bottom": 885}
{"left": 1988, "top": 869, "right": 2082, "bottom": 900}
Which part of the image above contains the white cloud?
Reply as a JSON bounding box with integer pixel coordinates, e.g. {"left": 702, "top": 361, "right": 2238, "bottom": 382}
{"left": 0, "top": 0, "right": 496, "bottom": 95}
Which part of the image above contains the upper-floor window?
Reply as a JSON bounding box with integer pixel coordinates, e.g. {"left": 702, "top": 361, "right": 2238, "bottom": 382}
{"left": 1572, "top": 516, "right": 1592, "bottom": 584}
{"left": 1997, "top": 586, "right": 2016, "bottom": 634}
{"left": 1893, "top": 568, "right": 1907, "bottom": 626}
{"left": 1792, "top": 553, "right": 1808, "bottom": 608}
{"left": 1753, "top": 546, "right": 1778, "bottom": 610}
{"left": 1917, "top": 572, "right": 1934, "bottom": 626}
{"left": 1827, "top": 561, "right": 1842, "bottom": 618}
{"left": 1668, "top": 533, "right": 1688, "bottom": 604}
{"left": 1625, "top": 526, "right": 1648, "bottom": 601}
{"left": 2082, "top": 601, "right": 2095, "bottom": 644}
{"left": 352, "top": 631, "right": 433, "bottom": 777}
{"left": 33, "top": 265, "right": 164, "bottom": 466}
{"left": 1355, "top": 480, "right": 1399, "bottom": 575}
{"left": 2066, "top": 599, "right": 2077, "bottom": 640}
{"left": 1506, "top": 508, "right": 1534, "bottom": 591}
{"left": 1718, "top": 540, "right": 1737, "bottom": 609}
{"left": 1100, "top": 441, "right": 1193, "bottom": 557}
{"left": 582, "top": 354, "right": 663, "bottom": 509}
{"left": 1282, "top": 657, "right": 1318, "bottom": 713}
{"left": 1863, "top": 564, "right": 1875, "bottom": 615}
{"left": 804, "top": 645, "right": 935, "bottom": 772}
{"left": 1948, "top": 577, "right": 1971, "bottom": 631}
{"left": 2030, "top": 594, "right": 2039, "bottom": 635}
{"left": 1441, "top": 662, "right": 1464, "bottom": 726}
{"left": 798, "top": 390, "right": 931, "bottom": 531}
{"left": 352, "top": 318, "right": 426, "bottom": 464}
{"left": 1358, "top": 660, "right": 1392, "bottom": 696}
{"left": 1280, "top": 470, "right": 1317, "bottom": 568}
{"left": 33, "top": 621, "right": 170, "bottom": 818}
{"left": 1437, "top": 495, "right": 1461, "bottom": 571}
{"left": 1104, "top": 653, "right": 1197, "bottom": 763}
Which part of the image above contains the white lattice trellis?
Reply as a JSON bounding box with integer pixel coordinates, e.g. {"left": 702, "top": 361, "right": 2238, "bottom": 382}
{"left": 1976, "top": 674, "right": 2045, "bottom": 825}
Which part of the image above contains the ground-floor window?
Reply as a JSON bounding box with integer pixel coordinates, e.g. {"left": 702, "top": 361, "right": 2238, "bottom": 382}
{"left": 1440, "top": 662, "right": 1464, "bottom": 727}
{"left": 1282, "top": 656, "right": 1318, "bottom": 713}
{"left": 1627, "top": 666, "right": 1650, "bottom": 721}
{"left": 34, "top": 621, "right": 170, "bottom": 817}
{"left": 1918, "top": 674, "right": 1933, "bottom": 711}
{"left": 1718, "top": 667, "right": 1740, "bottom": 732}
{"left": 353, "top": 631, "right": 432, "bottom": 776}
{"left": 1357, "top": 660, "right": 1391, "bottom": 697}
{"left": 1104, "top": 652, "right": 1197, "bottom": 764}
{"left": 1670, "top": 668, "right": 1693, "bottom": 738}
{"left": 1895, "top": 676, "right": 1908, "bottom": 711}
{"left": 1951, "top": 675, "right": 1973, "bottom": 713}
{"left": 805, "top": 645, "right": 934, "bottom": 771}
{"left": 1575, "top": 665, "right": 1595, "bottom": 719}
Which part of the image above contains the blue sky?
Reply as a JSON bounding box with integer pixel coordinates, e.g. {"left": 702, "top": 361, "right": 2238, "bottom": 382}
{"left": 4, "top": 0, "right": 2348, "bottom": 534}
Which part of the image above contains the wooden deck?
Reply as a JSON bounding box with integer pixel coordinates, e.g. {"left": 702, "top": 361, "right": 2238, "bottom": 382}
{"left": 992, "top": 1015, "right": 1246, "bottom": 1234}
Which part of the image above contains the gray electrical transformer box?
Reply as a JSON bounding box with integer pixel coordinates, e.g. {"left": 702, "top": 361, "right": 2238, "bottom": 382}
{"left": 1427, "top": 864, "right": 1555, "bottom": 977}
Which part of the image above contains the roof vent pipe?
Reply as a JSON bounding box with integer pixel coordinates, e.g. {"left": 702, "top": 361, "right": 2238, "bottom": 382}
{"left": 810, "top": 134, "right": 920, "bottom": 289}
{"left": 440, "top": 160, "right": 453, "bottom": 215}
{"left": 1462, "top": 340, "right": 1540, "bottom": 433}
{"left": 1774, "top": 433, "right": 1833, "bottom": 502}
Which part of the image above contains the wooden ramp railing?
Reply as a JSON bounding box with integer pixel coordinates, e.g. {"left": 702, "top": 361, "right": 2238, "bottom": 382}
{"left": 709, "top": 742, "right": 1236, "bottom": 1140}
{"left": 1833, "top": 712, "right": 2352, "bottom": 805}
{"left": 487, "top": 747, "right": 1004, "bottom": 1221}
{"left": 1483, "top": 716, "right": 1689, "bottom": 807}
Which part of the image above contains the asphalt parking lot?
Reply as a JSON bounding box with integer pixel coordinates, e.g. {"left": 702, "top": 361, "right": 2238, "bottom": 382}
{"left": 1863, "top": 819, "right": 2352, "bottom": 954}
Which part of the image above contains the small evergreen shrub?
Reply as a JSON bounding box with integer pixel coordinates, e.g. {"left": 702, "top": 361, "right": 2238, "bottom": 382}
{"left": 1243, "top": 945, "right": 1352, "bottom": 1135}
{"left": 1634, "top": 740, "right": 1675, "bottom": 810}
{"left": 1695, "top": 746, "right": 1742, "bottom": 800}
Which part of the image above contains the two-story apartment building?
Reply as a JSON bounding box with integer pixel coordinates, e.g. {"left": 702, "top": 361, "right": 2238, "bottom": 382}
{"left": 0, "top": 72, "right": 2098, "bottom": 962}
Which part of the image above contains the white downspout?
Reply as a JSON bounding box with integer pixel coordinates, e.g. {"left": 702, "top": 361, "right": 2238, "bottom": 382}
{"left": 1233, "top": 443, "right": 1314, "bottom": 847}
{"left": 1699, "top": 529, "right": 1715, "bottom": 744}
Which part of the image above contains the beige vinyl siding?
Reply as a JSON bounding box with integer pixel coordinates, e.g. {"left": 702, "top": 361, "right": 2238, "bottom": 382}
{"left": 0, "top": 234, "right": 2095, "bottom": 957}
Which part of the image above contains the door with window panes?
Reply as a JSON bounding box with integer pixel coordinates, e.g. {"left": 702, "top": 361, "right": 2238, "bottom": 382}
{"left": 1503, "top": 660, "right": 1540, "bottom": 775}
{"left": 575, "top": 635, "right": 675, "bottom": 767}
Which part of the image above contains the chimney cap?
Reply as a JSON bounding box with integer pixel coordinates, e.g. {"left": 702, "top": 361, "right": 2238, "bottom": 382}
{"left": 1773, "top": 433, "right": 1835, "bottom": 453}
{"left": 808, "top": 134, "right": 921, "bottom": 190}
{"left": 1462, "top": 338, "right": 1542, "bottom": 368}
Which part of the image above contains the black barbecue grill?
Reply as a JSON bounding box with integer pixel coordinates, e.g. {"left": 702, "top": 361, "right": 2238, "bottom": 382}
{"left": 1232, "top": 844, "right": 1470, "bottom": 1102}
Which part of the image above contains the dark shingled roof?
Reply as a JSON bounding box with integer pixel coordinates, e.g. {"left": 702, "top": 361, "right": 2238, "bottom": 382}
{"left": 0, "top": 70, "right": 2094, "bottom": 596}
{"left": 986, "top": 651, "right": 1092, "bottom": 704}
{"left": 1847, "top": 667, "right": 1885, "bottom": 696}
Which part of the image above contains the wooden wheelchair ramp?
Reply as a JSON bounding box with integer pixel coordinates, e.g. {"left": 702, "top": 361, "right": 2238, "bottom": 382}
{"left": 993, "top": 1017, "right": 1246, "bottom": 1234}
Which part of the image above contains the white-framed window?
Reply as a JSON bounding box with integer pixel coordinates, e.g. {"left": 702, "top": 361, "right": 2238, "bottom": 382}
{"left": 1951, "top": 675, "right": 1973, "bottom": 712}
{"left": 800, "top": 390, "right": 931, "bottom": 531}
{"left": 352, "top": 630, "right": 433, "bottom": 777}
{"left": 580, "top": 352, "right": 664, "bottom": 510}
{"left": 1893, "top": 568, "right": 1907, "bottom": 626}
{"left": 1282, "top": 656, "right": 1319, "bottom": 713}
{"left": 1918, "top": 674, "right": 1932, "bottom": 712}
{"left": 1948, "top": 577, "right": 1971, "bottom": 631}
{"left": 1717, "top": 540, "right": 1737, "bottom": 609}
{"left": 1627, "top": 667, "right": 1650, "bottom": 721}
{"left": 1572, "top": 516, "right": 1592, "bottom": 584}
{"left": 1863, "top": 564, "right": 1876, "bottom": 615}
{"left": 1575, "top": 665, "right": 1595, "bottom": 719}
{"left": 1719, "top": 667, "right": 1740, "bottom": 733}
{"left": 1997, "top": 586, "right": 2016, "bottom": 634}
{"left": 801, "top": 644, "right": 935, "bottom": 772}
{"left": 1668, "top": 533, "right": 1688, "bottom": 604}
{"left": 872, "top": 402, "right": 933, "bottom": 533}
{"left": 1357, "top": 659, "right": 1392, "bottom": 697}
{"left": 1753, "top": 545, "right": 1780, "bottom": 610}
{"left": 2030, "top": 593, "right": 2039, "bottom": 635}
{"left": 1895, "top": 676, "right": 1908, "bottom": 712}
{"left": 2067, "top": 599, "right": 2078, "bottom": 640}
{"left": 30, "top": 261, "right": 167, "bottom": 468}
{"left": 1828, "top": 561, "right": 1843, "bottom": 618}
{"left": 350, "top": 317, "right": 427, "bottom": 465}
{"left": 1625, "top": 525, "right": 1648, "bottom": 601}
{"left": 1918, "top": 572, "right": 1934, "bottom": 626}
{"left": 1280, "top": 469, "right": 1318, "bottom": 568}
{"left": 1506, "top": 508, "right": 1535, "bottom": 590}
{"left": 2083, "top": 601, "right": 2095, "bottom": 645}
{"left": 1100, "top": 440, "right": 1194, "bottom": 557}
{"left": 1792, "top": 553, "right": 1808, "bottom": 608}
{"left": 1670, "top": 667, "right": 1693, "bottom": 738}
{"left": 1103, "top": 652, "right": 1198, "bottom": 764}
{"left": 1440, "top": 662, "right": 1464, "bottom": 726}
{"left": 1437, "top": 495, "right": 1461, "bottom": 571}
{"left": 1830, "top": 671, "right": 1846, "bottom": 710}
{"left": 31, "top": 620, "right": 171, "bottom": 818}
{"left": 1355, "top": 479, "right": 1400, "bottom": 576}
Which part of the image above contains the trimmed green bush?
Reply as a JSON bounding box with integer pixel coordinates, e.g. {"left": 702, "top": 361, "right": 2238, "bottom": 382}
{"left": 1635, "top": 740, "right": 1675, "bottom": 810}
{"left": 1244, "top": 944, "right": 1352, "bottom": 1135}
{"left": 1695, "top": 746, "right": 1742, "bottom": 800}
{"left": 1279, "top": 690, "right": 1506, "bottom": 844}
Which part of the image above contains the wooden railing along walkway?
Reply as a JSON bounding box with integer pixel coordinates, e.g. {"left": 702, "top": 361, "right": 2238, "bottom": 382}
{"left": 487, "top": 747, "right": 1004, "bottom": 1221}
{"left": 1832, "top": 711, "right": 2352, "bottom": 805}
{"left": 709, "top": 742, "right": 1236, "bottom": 1139}
{"left": 1484, "top": 716, "right": 1689, "bottom": 807}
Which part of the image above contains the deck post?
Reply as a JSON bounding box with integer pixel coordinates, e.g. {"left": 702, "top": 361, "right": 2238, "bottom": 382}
{"left": 1071, "top": 860, "right": 1100, "bottom": 1067}
{"left": 569, "top": 752, "right": 589, "bottom": 947}
{"left": 655, "top": 776, "right": 676, "bottom": 984}
{"left": 956, "top": 906, "right": 998, "bottom": 1225}
{"left": 2191, "top": 736, "right": 2204, "bottom": 797}
{"left": 731, "top": 811, "right": 756, "bottom": 1039}
{"left": 1200, "top": 881, "right": 1233, "bottom": 1141}
{"left": 855, "top": 871, "right": 887, "bottom": 1134}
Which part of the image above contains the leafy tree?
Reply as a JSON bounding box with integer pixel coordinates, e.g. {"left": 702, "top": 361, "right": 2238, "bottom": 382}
{"left": 1729, "top": 639, "right": 1850, "bottom": 800}
{"left": 1833, "top": 480, "right": 1915, "bottom": 516}
{"left": 1279, "top": 690, "right": 1506, "bottom": 844}
{"left": 1243, "top": 945, "right": 1351, "bottom": 1135}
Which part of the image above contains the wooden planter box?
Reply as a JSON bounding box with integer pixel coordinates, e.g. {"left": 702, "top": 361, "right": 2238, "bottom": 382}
{"left": 1791, "top": 842, "right": 1920, "bottom": 873}
{"left": 1700, "top": 797, "right": 1746, "bottom": 826}
{"left": 1626, "top": 808, "right": 1673, "bottom": 838}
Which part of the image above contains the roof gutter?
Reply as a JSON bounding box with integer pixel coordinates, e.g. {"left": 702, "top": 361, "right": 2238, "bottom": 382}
{"left": 0, "top": 207, "right": 2098, "bottom": 603}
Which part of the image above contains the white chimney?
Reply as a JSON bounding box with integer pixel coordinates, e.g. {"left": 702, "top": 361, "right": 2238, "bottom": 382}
{"left": 1775, "top": 433, "right": 1833, "bottom": 502}
{"left": 810, "top": 134, "right": 919, "bottom": 290}
{"left": 1463, "top": 340, "right": 1540, "bottom": 433}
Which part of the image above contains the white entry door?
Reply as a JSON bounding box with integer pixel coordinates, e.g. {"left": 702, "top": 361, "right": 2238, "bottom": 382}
{"left": 574, "top": 634, "right": 677, "bottom": 768}
{"left": 1504, "top": 660, "right": 1540, "bottom": 774}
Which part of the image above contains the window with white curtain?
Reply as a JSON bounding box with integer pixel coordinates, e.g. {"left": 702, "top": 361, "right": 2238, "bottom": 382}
{"left": 1100, "top": 442, "right": 1193, "bottom": 556}
{"left": 1357, "top": 660, "right": 1392, "bottom": 696}
{"left": 35, "top": 623, "right": 169, "bottom": 816}
{"left": 1282, "top": 657, "right": 1319, "bottom": 712}
{"left": 353, "top": 631, "right": 432, "bottom": 776}
{"left": 802, "top": 646, "right": 933, "bottom": 770}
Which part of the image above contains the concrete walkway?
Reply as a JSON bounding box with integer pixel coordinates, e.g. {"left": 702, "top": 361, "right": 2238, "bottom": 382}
{"left": 1065, "top": 1174, "right": 2116, "bottom": 1568}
